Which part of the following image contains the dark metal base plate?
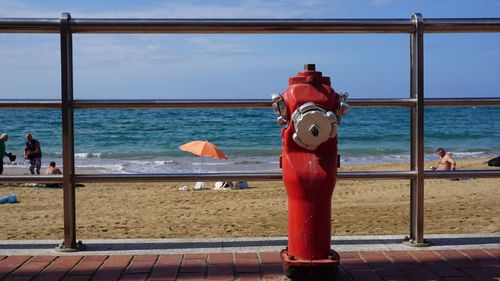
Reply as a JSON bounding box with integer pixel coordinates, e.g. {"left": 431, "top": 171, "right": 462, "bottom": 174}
{"left": 280, "top": 248, "right": 340, "bottom": 281}
{"left": 402, "top": 237, "right": 432, "bottom": 247}
{"left": 54, "top": 240, "right": 86, "bottom": 252}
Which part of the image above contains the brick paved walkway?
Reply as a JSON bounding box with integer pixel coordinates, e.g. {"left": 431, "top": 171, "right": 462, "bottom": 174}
{"left": 0, "top": 249, "right": 499, "bottom": 281}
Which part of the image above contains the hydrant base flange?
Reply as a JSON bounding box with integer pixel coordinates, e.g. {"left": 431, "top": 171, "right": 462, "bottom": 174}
{"left": 280, "top": 249, "right": 340, "bottom": 281}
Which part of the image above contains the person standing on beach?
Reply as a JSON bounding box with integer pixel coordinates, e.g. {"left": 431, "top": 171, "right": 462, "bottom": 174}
{"left": 0, "top": 133, "right": 10, "bottom": 175}
{"left": 24, "top": 133, "right": 42, "bottom": 174}
{"left": 431, "top": 147, "right": 456, "bottom": 171}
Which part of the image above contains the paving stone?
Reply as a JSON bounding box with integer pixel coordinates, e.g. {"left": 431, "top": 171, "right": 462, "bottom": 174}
{"left": 101, "top": 255, "right": 133, "bottom": 269}
{"left": 261, "top": 264, "right": 282, "bottom": 278}
{"left": 381, "top": 277, "right": 412, "bottom": 281}
{"left": 235, "top": 253, "right": 260, "bottom": 273}
{"left": 132, "top": 255, "right": 157, "bottom": 261}
{"left": 339, "top": 252, "right": 361, "bottom": 259}
{"left": 91, "top": 267, "right": 126, "bottom": 281}
{"left": 427, "top": 262, "right": 465, "bottom": 278}
{"left": 124, "top": 258, "right": 156, "bottom": 274}
{"left": 62, "top": 275, "right": 92, "bottom": 281}
{"left": 461, "top": 267, "right": 499, "bottom": 280}
{"left": 410, "top": 251, "right": 444, "bottom": 263}
{"left": 405, "top": 268, "right": 444, "bottom": 281}
{"left": 91, "top": 255, "right": 132, "bottom": 281}
{"left": 11, "top": 258, "right": 53, "bottom": 277}
{"left": 485, "top": 248, "right": 500, "bottom": 259}
{"left": 69, "top": 256, "right": 106, "bottom": 276}
{"left": 385, "top": 251, "right": 424, "bottom": 271}
{"left": 259, "top": 252, "right": 281, "bottom": 264}
{"left": 459, "top": 249, "right": 495, "bottom": 260}
{"left": 341, "top": 257, "right": 372, "bottom": 271}
{"left": 0, "top": 256, "right": 31, "bottom": 279}
{"left": 435, "top": 250, "right": 479, "bottom": 269}
{"left": 237, "top": 272, "right": 262, "bottom": 281}
{"left": 442, "top": 277, "right": 475, "bottom": 281}
{"left": 362, "top": 252, "right": 400, "bottom": 271}
{"left": 33, "top": 256, "right": 82, "bottom": 281}
{"left": 349, "top": 269, "right": 382, "bottom": 281}
{"left": 176, "top": 271, "right": 205, "bottom": 281}
{"left": 183, "top": 253, "right": 206, "bottom": 260}
{"left": 180, "top": 257, "right": 206, "bottom": 273}
{"left": 208, "top": 253, "right": 233, "bottom": 266}
{"left": 207, "top": 265, "right": 234, "bottom": 281}
{"left": 29, "top": 256, "right": 57, "bottom": 263}
{"left": 149, "top": 254, "right": 182, "bottom": 280}
{"left": 478, "top": 259, "right": 500, "bottom": 274}
{"left": 3, "top": 276, "right": 33, "bottom": 281}
{"left": 373, "top": 268, "right": 407, "bottom": 278}
{"left": 118, "top": 273, "right": 148, "bottom": 281}
{"left": 360, "top": 252, "right": 390, "bottom": 263}
{"left": 81, "top": 256, "right": 107, "bottom": 263}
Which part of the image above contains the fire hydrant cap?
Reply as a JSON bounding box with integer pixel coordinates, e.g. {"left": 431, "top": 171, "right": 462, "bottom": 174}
{"left": 304, "top": 64, "right": 316, "bottom": 71}
{"left": 289, "top": 65, "right": 331, "bottom": 86}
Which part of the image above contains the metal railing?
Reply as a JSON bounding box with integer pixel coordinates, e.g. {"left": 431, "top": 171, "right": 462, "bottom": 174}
{"left": 1, "top": 13, "right": 499, "bottom": 251}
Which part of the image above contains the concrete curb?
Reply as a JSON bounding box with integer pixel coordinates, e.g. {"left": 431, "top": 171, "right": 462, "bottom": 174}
{"left": 0, "top": 233, "right": 499, "bottom": 256}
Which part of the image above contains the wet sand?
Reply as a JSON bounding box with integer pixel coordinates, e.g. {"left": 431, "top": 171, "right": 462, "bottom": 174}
{"left": 0, "top": 158, "right": 498, "bottom": 240}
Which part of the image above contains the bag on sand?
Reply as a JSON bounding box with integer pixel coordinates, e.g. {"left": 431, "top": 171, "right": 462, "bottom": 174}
{"left": 234, "top": 181, "right": 249, "bottom": 189}
{"left": 194, "top": 182, "right": 205, "bottom": 190}
{"left": 487, "top": 156, "right": 500, "bottom": 167}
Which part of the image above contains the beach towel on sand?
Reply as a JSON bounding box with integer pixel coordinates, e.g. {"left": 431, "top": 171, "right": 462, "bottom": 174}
{"left": 0, "top": 194, "right": 17, "bottom": 204}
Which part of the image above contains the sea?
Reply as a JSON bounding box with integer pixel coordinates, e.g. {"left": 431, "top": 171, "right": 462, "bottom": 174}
{"left": 1, "top": 106, "right": 499, "bottom": 174}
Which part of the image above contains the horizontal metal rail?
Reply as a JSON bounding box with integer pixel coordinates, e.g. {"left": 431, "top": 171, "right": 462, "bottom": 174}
{"left": 0, "top": 100, "right": 61, "bottom": 109}
{"left": 424, "top": 98, "right": 500, "bottom": 106}
{"left": 2, "top": 18, "right": 500, "bottom": 34}
{"left": 0, "top": 175, "right": 63, "bottom": 183}
{"left": 73, "top": 171, "right": 419, "bottom": 182}
{"left": 1, "top": 98, "right": 499, "bottom": 109}
{"left": 1, "top": 169, "right": 499, "bottom": 183}
{"left": 425, "top": 18, "right": 500, "bottom": 33}
{"left": 72, "top": 98, "right": 417, "bottom": 108}
{"left": 424, "top": 169, "right": 500, "bottom": 179}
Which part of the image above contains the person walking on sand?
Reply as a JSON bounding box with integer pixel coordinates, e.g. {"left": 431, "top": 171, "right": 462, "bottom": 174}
{"left": 24, "top": 133, "right": 42, "bottom": 174}
{"left": 45, "top": 161, "right": 62, "bottom": 175}
{"left": 0, "top": 133, "right": 10, "bottom": 175}
{"left": 431, "top": 147, "right": 456, "bottom": 171}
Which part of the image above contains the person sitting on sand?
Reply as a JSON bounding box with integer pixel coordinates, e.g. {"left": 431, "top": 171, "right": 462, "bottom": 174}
{"left": 45, "top": 162, "right": 62, "bottom": 188}
{"left": 45, "top": 161, "right": 62, "bottom": 175}
{"left": 431, "top": 147, "right": 456, "bottom": 171}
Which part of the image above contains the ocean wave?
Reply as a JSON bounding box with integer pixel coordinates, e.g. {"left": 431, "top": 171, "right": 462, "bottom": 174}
{"left": 448, "top": 151, "right": 492, "bottom": 158}
{"left": 233, "top": 160, "right": 263, "bottom": 165}
{"left": 192, "top": 162, "right": 228, "bottom": 166}
{"left": 74, "top": 152, "right": 102, "bottom": 158}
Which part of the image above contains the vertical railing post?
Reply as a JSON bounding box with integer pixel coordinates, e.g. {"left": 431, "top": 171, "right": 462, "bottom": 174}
{"left": 405, "top": 13, "right": 430, "bottom": 247}
{"left": 56, "top": 12, "right": 85, "bottom": 252}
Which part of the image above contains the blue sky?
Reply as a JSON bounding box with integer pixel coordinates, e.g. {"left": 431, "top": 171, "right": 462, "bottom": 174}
{"left": 1, "top": 0, "right": 499, "bottom": 99}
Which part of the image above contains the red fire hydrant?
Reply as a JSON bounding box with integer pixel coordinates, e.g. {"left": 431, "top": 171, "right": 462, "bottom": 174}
{"left": 272, "top": 64, "right": 349, "bottom": 280}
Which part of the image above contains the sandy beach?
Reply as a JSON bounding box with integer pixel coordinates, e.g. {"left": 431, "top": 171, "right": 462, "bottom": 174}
{"left": 0, "top": 158, "right": 498, "bottom": 240}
